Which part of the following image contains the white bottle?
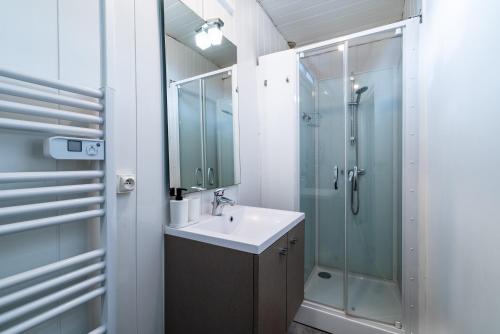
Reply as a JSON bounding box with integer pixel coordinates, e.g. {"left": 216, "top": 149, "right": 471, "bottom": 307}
{"left": 170, "top": 188, "right": 189, "bottom": 228}
{"left": 188, "top": 196, "right": 201, "bottom": 223}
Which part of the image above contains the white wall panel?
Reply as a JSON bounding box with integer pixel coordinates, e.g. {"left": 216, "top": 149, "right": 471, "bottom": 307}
{"left": 236, "top": 0, "right": 287, "bottom": 206}
{"left": 180, "top": 0, "right": 203, "bottom": 17}
{"left": 258, "top": 49, "right": 297, "bottom": 210}
{"left": 135, "top": 0, "right": 165, "bottom": 332}
{"left": 256, "top": 2, "right": 288, "bottom": 56}
{"left": 419, "top": 0, "right": 500, "bottom": 332}
{"left": 108, "top": 0, "right": 140, "bottom": 332}
{"left": 404, "top": 0, "right": 422, "bottom": 18}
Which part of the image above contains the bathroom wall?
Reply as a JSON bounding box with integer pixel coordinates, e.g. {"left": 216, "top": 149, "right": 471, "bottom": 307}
{"left": 118, "top": 0, "right": 287, "bottom": 330}
{"left": 236, "top": 0, "right": 288, "bottom": 206}
{"left": 0, "top": 0, "right": 164, "bottom": 332}
{"left": 419, "top": 0, "right": 500, "bottom": 332}
{"left": 404, "top": 0, "right": 422, "bottom": 18}
{"left": 0, "top": 0, "right": 286, "bottom": 333}
{"left": 0, "top": 1, "right": 103, "bottom": 332}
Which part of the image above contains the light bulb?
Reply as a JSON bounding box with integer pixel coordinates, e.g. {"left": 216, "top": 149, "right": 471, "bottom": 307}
{"left": 354, "top": 84, "right": 360, "bottom": 90}
{"left": 195, "top": 30, "right": 211, "bottom": 50}
{"left": 208, "top": 25, "right": 223, "bottom": 46}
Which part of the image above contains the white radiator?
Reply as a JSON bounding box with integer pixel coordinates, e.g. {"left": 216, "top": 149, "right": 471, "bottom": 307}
{"left": 0, "top": 66, "right": 116, "bottom": 334}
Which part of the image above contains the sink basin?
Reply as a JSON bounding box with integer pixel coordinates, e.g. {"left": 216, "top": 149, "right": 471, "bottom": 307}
{"left": 164, "top": 205, "right": 304, "bottom": 254}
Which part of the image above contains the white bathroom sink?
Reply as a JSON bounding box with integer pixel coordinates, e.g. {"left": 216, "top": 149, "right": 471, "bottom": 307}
{"left": 164, "top": 205, "right": 304, "bottom": 254}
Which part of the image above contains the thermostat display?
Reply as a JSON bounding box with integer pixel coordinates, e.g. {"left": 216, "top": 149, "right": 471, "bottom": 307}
{"left": 67, "top": 140, "right": 83, "bottom": 152}
{"left": 44, "top": 136, "right": 104, "bottom": 160}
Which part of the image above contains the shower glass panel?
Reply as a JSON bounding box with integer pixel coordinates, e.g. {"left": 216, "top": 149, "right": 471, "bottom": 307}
{"left": 345, "top": 32, "right": 402, "bottom": 325}
{"left": 300, "top": 43, "right": 346, "bottom": 310}
{"left": 203, "top": 71, "right": 234, "bottom": 189}
{"left": 178, "top": 80, "right": 203, "bottom": 188}
{"left": 299, "top": 30, "right": 403, "bottom": 327}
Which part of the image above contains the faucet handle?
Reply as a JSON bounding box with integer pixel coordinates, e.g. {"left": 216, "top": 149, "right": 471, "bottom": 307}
{"left": 214, "top": 188, "right": 225, "bottom": 197}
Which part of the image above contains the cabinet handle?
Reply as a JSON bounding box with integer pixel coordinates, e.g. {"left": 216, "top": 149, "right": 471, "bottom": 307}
{"left": 290, "top": 238, "right": 298, "bottom": 245}
{"left": 279, "top": 247, "right": 288, "bottom": 256}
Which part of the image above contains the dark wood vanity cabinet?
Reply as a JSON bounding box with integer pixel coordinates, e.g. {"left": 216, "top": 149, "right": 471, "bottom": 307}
{"left": 164, "top": 220, "right": 305, "bottom": 334}
{"left": 254, "top": 221, "right": 305, "bottom": 334}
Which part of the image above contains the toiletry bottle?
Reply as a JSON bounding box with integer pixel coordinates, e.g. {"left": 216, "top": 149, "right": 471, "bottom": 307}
{"left": 188, "top": 186, "right": 205, "bottom": 223}
{"left": 170, "top": 188, "right": 189, "bottom": 228}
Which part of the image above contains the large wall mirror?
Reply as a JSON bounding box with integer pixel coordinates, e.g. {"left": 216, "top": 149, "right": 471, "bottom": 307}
{"left": 163, "top": 0, "right": 240, "bottom": 192}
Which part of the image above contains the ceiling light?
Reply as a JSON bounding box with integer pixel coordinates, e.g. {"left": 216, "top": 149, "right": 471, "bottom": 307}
{"left": 195, "top": 29, "right": 211, "bottom": 50}
{"left": 337, "top": 44, "right": 345, "bottom": 52}
{"left": 208, "top": 25, "right": 223, "bottom": 45}
{"left": 195, "top": 18, "right": 224, "bottom": 50}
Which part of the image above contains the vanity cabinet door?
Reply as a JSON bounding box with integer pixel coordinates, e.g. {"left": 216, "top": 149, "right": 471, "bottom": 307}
{"left": 254, "top": 235, "right": 288, "bottom": 334}
{"left": 286, "top": 221, "right": 305, "bottom": 326}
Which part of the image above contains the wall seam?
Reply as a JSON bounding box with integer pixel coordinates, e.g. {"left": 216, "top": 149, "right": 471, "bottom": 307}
{"left": 133, "top": 0, "right": 139, "bottom": 333}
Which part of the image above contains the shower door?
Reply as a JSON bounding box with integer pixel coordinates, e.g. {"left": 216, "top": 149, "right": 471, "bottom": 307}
{"left": 300, "top": 42, "right": 347, "bottom": 311}
{"left": 345, "top": 32, "right": 403, "bottom": 326}
{"left": 299, "top": 29, "right": 403, "bottom": 327}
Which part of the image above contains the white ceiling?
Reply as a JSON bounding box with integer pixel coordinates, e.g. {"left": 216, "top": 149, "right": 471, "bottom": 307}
{"left": 257, "top": 0, "right": 405, "bottom": 46}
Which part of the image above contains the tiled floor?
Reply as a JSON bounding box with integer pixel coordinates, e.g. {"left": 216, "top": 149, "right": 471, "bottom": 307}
{"left": 288, "top": 322, "right": 330, "bottom": 334}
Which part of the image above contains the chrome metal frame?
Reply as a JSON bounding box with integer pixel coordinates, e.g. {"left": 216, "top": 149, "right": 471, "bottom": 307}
{"left": 294, "top": 18, "right": 420, "bottom": 334}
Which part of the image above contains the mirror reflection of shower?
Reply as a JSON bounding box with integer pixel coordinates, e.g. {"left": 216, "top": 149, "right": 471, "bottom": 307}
{"left": 301, "top": 109, "right": 321, "bottom": 127}
{"left": 348, "top": 73, "right": 368, "bottom": 215}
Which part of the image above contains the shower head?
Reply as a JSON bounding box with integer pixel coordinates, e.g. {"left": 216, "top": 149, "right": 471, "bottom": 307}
{"left": 355, "top": 86, "right": 368, "bottom": 104}
{"left": 356, "top": 86, "right": 368, "bottom": 95}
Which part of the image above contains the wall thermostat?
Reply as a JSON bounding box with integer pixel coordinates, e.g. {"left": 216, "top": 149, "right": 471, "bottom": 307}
{"left": 43, "top": 136, "right": 105, "bottom": 160}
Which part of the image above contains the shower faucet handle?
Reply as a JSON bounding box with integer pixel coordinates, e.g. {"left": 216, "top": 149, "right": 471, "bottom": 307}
{"left": 333, "top": 165, "right": 339, "bottom": 190}
{"left": 213, "top": 188, "right": 225, "bottom": 197}
{"left": 348, "top": 170, "right": 354, "bottom": 182}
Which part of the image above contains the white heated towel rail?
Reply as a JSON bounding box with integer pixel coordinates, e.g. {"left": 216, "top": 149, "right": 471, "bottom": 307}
{"left": 0, "top": 65, "right": 116, "bottom": 334}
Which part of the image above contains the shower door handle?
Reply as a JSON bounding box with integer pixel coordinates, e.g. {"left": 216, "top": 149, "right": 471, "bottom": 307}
{"left": 207, "top": 167, "right": 215, "bottom": 186}
{"left": 333, "top": 165, "right": 339, "bottom": 190}
{"left": 194, "top": 168, "right": 203, "bottom": 186}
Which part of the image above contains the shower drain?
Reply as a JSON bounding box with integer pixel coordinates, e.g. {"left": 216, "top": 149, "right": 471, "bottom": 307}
{"left": 318, "top": 272, "right": 332, "bottom": 279}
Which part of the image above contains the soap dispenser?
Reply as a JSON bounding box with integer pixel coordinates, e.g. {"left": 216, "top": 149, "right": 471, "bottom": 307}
{"left": 169, "top": 188, "right": 189, "bottom": 228}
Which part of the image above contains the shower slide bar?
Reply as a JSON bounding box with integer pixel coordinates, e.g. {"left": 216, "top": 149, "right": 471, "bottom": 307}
{"left": 0, "top": 67, "right": 114, "bottom": 333}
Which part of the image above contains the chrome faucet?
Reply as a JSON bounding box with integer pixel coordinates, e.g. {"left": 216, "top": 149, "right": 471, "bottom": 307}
{"left": 212, "top": 188, "right": 235, "bottom": 216}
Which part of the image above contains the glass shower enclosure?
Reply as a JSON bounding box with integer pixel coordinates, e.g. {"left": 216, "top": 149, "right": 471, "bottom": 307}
{"left": 299, "top": 29, "right": 404, "bottom": 327}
